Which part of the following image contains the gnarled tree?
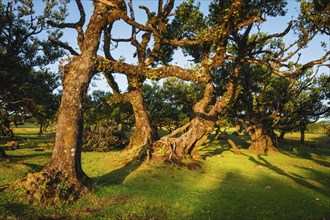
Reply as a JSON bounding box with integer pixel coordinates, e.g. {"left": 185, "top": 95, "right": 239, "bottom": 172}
{"left": 16, "top": 0, "right": 126, "bottom": 205}
{"left": 95, "top": 0, "right": 328, "bottom": 162}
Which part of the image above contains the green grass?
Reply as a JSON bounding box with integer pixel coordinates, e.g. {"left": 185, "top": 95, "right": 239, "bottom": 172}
{"left": 0, "top": 124, "right": 329, "bottom": 219}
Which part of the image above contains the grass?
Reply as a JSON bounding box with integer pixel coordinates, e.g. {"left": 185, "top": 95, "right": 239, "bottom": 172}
{"left": 0, "top": 123, "right": 329, "bottom": 219}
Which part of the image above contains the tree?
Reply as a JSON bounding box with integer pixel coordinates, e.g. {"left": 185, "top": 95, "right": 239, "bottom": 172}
{"left": 17, "top": 0, "right": 123, "bottom": 205}
{"left": 277, "top": 73, "right": 329, "bottom": 143}
{"left": 17, "top": 0, "right": 329, "bottom": 203}
{"left": 93, "top": 0, "right": 329, "bottom": 161}
{"left": 229, "top": 63, "right": 292, "bottom": 153}
{"left": 0, "top": 1, "right": 62, "bottom": 137}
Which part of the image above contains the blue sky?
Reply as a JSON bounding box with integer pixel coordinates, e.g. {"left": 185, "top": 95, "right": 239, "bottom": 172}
{"left": 31, "top": 0, "right": 329, "bottom": 93}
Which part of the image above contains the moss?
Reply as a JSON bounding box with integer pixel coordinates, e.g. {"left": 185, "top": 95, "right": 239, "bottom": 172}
{"left": 13, "top": 170, "right": 84, "bottom": 207}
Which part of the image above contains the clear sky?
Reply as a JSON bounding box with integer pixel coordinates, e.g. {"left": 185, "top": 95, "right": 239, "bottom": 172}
{"left": 31, "top": 0, "right": 329, "bottom": 93}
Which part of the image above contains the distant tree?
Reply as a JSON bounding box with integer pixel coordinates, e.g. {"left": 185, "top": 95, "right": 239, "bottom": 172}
{"left": 319, "top": 121, "right": 330, "bottom": 137}
{"left": 277, "top": 74, "right": 329, "bottom": 143}
{"left": 227, "top": 63, "right": 291, "bottom": 153}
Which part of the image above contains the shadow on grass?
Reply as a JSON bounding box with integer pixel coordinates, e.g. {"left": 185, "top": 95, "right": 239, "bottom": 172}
{"left": 9, "top": 151, "right": 52, "bottom": 159}
{"left": 199, "top": 144, "right": 232, "bottom": 158}
{"left": 94, "top": 155, "right": 144, "bottom": 185}
{"left": 190, "top": 171, "right": 329, "bottom": 220}
{"left": 280, "top": 149, "right": 330, "bottom": 168}
{"left": 208, "top": 134, "right": 250, "bottom": 149}
{"left": 0, "top": 202, "right": 33, "bottom": 219}
{"left": 200, "top": 134, "right": 251, "bottom": 159}
{"left": 21, "top": 162, "right": 45, "bottom": 172}
{"left": 242, "top": 153, "right": 330, "bottom": 198}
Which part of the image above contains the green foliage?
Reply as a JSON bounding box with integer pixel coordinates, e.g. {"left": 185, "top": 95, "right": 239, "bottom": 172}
{"left": 82, "top": 91, "right": 132, "bottom": 152}
{"left": 299, "top": 0, "right": 330, "bottom": 35}
{"left": 0, "top": 0, "right": 64, "bottom": 136}
{"left": 278, "top": 73, "right": 329, "bottom": 136}
{"left": 208, "top": 0, "right": 287, "bottom": 26}
{"left": 168, "top": 0, "right": 205, "bottom": 40}
{"left": 167, "top": 0, "right": 206, "bottom": 61}
{"left": 143, "top": 78, "right": 203, "bottom": 133}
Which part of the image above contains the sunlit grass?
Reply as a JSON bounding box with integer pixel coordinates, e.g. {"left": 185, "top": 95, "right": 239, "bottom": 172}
{"left": 0, "top": 124, "right": 329, "bottom": 219}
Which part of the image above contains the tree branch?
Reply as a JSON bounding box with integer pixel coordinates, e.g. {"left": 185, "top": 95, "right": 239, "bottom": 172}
{"left": 95, "top": 56, "right": 211, "bottom": 82}
{"left": 48, "top": 38, "right": 79, "bottom": 56}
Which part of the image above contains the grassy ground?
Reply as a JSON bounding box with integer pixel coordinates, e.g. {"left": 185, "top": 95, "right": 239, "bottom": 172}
{"left": 0, "top": 124, "right": 329, "bottom": 219}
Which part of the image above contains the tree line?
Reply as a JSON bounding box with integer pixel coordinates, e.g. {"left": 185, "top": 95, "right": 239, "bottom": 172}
{"left": 0, "top": 0, "right": 329, "bottom": 205}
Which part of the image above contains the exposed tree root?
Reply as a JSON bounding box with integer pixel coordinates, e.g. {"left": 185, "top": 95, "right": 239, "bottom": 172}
{"left": 227, "top": 138, "right": 241, "bottom": 155}
{"left": 11, "top": 169, "right": 89, "bottom": 206}
{"left": 151, "top": 117, "right": 214, "bottom": 165}
{"left": 0, "top": 184, "right": 9, "bottom": 192}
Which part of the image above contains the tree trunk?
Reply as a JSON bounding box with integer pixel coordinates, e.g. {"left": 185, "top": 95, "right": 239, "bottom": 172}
{"left": 300, "top": 127, "right": 305, "bottom": 144}
{"left": 15, "top": 3, "right": 112, "bottom": 205}
{"left": 39, "top": 122, "right": 43, "bottom": 135}
{"left": 279, "top": 130, "right": 286, "bottom": 140}
{"left": 125, "top": 89, "right": 152, "bottom": 152}
{"left": 0, "top": 148, "right": 7, "bottom": 158}
{"left": 0, "top": 115, "right": 14, "bottom": 137}
{"left": 108, "top": 75, "right": 153, "bottom": 154}
{"left": 247, "top": 124, "right": 278, "bottom": 154}
{"left": 232, "top": 124, "right": 244, "bottom": 136}
{"left": 152, "top": 116, "right": 215, "bottom": 162}
{"left": 150, "top": 63, "right": 240, "bottom": 165}
{"left": 227, "top": 138, "right": 240, "bottom": 155}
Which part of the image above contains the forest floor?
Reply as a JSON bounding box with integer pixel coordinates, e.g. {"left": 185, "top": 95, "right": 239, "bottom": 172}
{"left": 0, "top": 123, "right": 329, "bottom": 219}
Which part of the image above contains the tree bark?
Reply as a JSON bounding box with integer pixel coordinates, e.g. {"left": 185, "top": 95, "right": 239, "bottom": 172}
{"left": 15, "top": 2, "right": 112, "bottom": 205}
{"left": 300, "top": 127, "right": 305, "bottom": 144}
{"left": 125, "top": 89, "right": 152, "bottom": 152}
{"left": 0, "top": 115, "right": 14, "bottom": 137}
{"left": 152, "top": 116, "right": 215, "bottom": 162}
{"left": 151, "top": 62, "right": 241, "bottom": 164}
{"left": 108, "top": 75, "right": 153, "bottom": 154}
{"left": 247, "top": 124, "right": 278, "bottom": 154}
{"left": 227, "top": 138, "right": 240, "bottom": 155}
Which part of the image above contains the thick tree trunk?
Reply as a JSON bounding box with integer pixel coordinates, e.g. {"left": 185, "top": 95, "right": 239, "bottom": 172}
{"left": 152, "top": 116, "right": 215, "bottom": 162}
{"left": 247, "top": 125, "right": 278, "bottom": 154}
{"left": 15, "top": 3, "right": 112, "bottom": 205}
{"left": 108, "top": 76, "right": 153, "bottom": 154}
{"left": 150, "top": 63, "right": 240, "bottom": 165}
{"left": 17, "top": 56, "right": 93, "bottom": 206}
{"left": 151, "top": 82, "right": 215, "bottom": 163}
{"left": 125, "top": 89, "right": 152, "bottom": 152}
